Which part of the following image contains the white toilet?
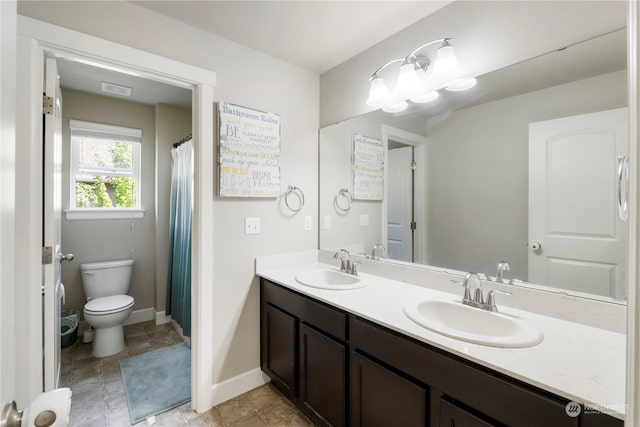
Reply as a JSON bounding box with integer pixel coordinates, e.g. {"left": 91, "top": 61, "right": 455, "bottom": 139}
{"left": 80, "top": 259, "right": 135, "bottom": 358}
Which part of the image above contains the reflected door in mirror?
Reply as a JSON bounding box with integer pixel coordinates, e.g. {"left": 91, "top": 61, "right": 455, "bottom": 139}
{"left": 528, "top": 108, "right": 628, "bottom": 299}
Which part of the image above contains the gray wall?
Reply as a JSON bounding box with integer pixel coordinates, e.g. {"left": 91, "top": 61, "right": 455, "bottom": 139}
{"left": 19, "top": 0, "right": 319, "bottom": 386}
{"left": 319, "top": 110, "right": 426, "bottom": 255}
{"left": 155, "top": 104, "right": 192, "bottom": 313}
{"left": 320, "top": 1, "right": 625, "bottom": 126}
{"left": 60, "top": 89, "right": 157, "bottom": 315}
{"left": 426, "top": 70, "right": 627, "bottom": 279}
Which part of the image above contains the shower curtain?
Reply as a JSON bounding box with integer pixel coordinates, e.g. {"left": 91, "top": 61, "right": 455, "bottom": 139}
{"left": 166, "top": 139, "right": 193, "bottom": 337}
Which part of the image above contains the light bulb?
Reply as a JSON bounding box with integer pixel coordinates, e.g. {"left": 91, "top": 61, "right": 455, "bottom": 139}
{"left": 433, "top": 42, "right": 459, "bottom": 74}
{"left": 445, "top": 77, "right": 477, "bottom": 92}
{"left": 395, "top": 62, "right": 420, "bottom": 98}
{"left": 366, "top": 76, "right": 389, "bottom": 107}
{"left": 382, "top": 101, "right": 408, "bottom": 113}
{"left": 410, "top": 91, "right": 439, "bottom": 103}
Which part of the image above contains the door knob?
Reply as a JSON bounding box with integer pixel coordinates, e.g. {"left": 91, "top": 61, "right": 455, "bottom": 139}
{"left": 530, "top": 242, "right": 542, "bottom": 252}
{"left": 59, "top": 253, "right": 74, "bottom": 263}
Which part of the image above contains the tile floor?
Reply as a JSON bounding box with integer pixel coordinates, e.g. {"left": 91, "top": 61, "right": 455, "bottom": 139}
{"left": 61, "top": 321, "right": 314, "bottom": 427}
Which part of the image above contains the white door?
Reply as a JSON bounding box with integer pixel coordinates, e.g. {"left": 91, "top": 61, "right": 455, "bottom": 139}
{"left": 528, "top": 108, "right": 628, "bottom": 299}
{"left": 387, "top": 146, "right": 413, "bottom": 262}
{"left": 43, "top": 57, "right": 67, "bottom": 391}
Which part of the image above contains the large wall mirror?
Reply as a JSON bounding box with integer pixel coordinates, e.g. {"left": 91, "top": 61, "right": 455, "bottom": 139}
{"left": 319, "top": 27, "right": 628, "bottom": 303}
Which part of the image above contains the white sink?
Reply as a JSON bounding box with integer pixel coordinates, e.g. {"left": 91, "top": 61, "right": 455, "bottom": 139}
{"left": 403, "top": 300, "right": 543, "bottom": 348}
{"left": 295, "top": 269, "right": 366, "bottom": 290}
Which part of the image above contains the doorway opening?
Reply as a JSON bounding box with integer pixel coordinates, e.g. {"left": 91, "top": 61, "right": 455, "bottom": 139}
{"left": 18, "top": 18, "right": 215, "bottom": 412}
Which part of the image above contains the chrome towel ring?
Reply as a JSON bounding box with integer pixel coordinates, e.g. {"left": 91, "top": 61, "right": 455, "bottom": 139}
{"left": 335, "top": 188, "right": 353, "bottom": 212}
{"left": 284, "top": 186, "right": 305, "bottom": 213}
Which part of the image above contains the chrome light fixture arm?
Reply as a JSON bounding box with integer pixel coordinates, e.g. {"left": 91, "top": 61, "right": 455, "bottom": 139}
{"left": 368, "top": 57, "right": 405, "bottom": 81}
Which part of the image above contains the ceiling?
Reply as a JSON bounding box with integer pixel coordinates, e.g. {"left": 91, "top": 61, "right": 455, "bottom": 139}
{"left": 58, "top": 59, "right": 193, "bottom": 107}
{"left": 58, "top": 1, "right": 450, "bottom": 108}
{"left": 131, "top": 1, "right": 452, "bottom": 74}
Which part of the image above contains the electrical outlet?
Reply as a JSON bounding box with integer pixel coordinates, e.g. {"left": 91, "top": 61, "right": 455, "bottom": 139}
{"left": 324, "top": 215, "right": 332, "bottom": 230}
{"left": 304, "top": 216, "right": 313, "bottom": 231}
{"left": 360, "top": 214, "right": 369, "bottom": 227}
{"left": 245, "top": 217, "right": 261, "bottom": 235}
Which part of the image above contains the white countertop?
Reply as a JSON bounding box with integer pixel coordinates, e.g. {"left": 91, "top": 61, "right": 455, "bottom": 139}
{"left": 257, "top": 261, "right": 626, "bottom": 420}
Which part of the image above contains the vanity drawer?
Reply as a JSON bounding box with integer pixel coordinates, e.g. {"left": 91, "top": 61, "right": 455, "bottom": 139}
{"left": 260, "top": 279, "right": 346, "bottom": 341}
{"left": 349, "top": 316, "right": 578, "bottom": 427}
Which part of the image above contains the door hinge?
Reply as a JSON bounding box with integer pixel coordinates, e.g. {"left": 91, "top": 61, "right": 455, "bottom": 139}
{"left": 43, "top": 95, "right": 54, "bottom": 115}
{"left": 410, "top": 161, "right": 417, "bottom": 171}
{"left": 42, "top": 246, "right": 53, "bottom": 264}
{"left": 411, "top": 221, "right": 417, "bottom": 230}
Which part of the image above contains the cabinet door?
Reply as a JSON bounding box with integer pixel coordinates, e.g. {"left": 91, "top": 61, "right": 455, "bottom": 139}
{"left": 351, "top": 351, "right": 427, "bottom": 427}
{"left": 439, "top": 398, "right": 497, "bottom": 427}
{"left": 262, "top": 304, "right": 297, "bottom": 396}
{"left": 299, "top": 324, "right": 346, "bottom": 427}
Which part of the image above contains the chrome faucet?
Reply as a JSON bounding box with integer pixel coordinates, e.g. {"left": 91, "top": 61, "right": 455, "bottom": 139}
{"left": 334, "top": 249, "right": 350, "bottom": 272}
{"left": 371, "top": 243, "right": 386, "bottom": 260}
{"left": 460, "top": 272, "right": 482, "bottom": 306}
{"left": 496, "top": 260, "right": 511, "bottom": 283}
{"left": 333, "top": 249, "right": 359, "bottom": 275}
{"left": 459, "top": 272, "right": 511, "bottom": 312}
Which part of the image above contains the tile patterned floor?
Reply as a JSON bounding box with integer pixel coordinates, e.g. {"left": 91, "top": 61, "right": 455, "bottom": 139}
{"left": 62, "top": 321, "right": 314, "bottom": 427}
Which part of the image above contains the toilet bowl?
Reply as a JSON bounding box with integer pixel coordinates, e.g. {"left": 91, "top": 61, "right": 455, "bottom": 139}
{"left": 80, "top": 259, "right": 135, "bottom": 358}
{"left": 83, "top": 295, "right": 134, "bottom": 357}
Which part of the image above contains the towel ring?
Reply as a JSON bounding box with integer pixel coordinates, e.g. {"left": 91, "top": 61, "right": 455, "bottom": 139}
{"left": 335, "top": 188, "right": 353, "bottom": 212}
{"left": 284, "top": 186, "right": 305, "bottom": 213}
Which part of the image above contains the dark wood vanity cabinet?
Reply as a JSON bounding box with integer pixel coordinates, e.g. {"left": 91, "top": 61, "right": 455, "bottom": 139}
{"left": 260, "top": 279, "right": 347, "bottom": 426}
{"left": 260, "top": 278, "right": 623, "bottom": 427}
{"left": 350, "top": 351, "right": 427, "bottom": 427}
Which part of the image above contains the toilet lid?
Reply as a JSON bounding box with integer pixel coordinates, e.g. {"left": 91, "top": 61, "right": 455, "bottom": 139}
{"left": 85, "top": 295, "right": 134, "bottom": 314}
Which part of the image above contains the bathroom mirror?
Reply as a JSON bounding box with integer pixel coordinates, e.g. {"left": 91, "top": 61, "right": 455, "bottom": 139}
{"left": 319, "top": 28, "right": 628, "bottom": 302}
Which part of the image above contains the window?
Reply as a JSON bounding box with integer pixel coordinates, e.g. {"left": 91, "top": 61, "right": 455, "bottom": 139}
{"left": 67, "top": 120, "right": 144, "bottom": 220}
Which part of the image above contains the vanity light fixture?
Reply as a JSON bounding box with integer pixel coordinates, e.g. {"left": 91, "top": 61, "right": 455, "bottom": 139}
{"left": 366, "top": 38, "right": 476, "bottom": 113}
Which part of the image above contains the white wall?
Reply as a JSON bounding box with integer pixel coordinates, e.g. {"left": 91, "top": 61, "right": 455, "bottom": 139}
{"left": 320, "top": 1, "right": 626, "bottom": 126}
{"left": 0, "top": 0, "right": 17, "bottom": 406}
{"left": 60, "top": 89, "right": 157, "bottom": 315}
{"left": 426, "top": 70, "right": 627, "bottom": 279}
{"left": 17, "top": 0, "right": 319, "bottom": 394}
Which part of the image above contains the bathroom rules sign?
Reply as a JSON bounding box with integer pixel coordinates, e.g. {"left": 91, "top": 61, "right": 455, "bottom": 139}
{"left": 353, "top": 134, "right": 384, "bottom": 200}
{"left": 219, "top": 102, "right": 281, "bottom": 197}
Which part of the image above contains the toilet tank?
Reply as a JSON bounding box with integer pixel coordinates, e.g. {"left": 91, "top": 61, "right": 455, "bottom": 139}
{"left": 80, "top": 259, "right": 133, "bottom": 300}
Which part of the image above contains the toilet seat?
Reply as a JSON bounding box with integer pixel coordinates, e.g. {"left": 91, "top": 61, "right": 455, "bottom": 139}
{"left": 84, "top": 295, "right": 134, "bottom": 316}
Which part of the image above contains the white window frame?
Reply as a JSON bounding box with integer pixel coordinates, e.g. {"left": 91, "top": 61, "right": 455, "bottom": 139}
{"left": 66, "top": 119, "right": 145, "bottom": 220}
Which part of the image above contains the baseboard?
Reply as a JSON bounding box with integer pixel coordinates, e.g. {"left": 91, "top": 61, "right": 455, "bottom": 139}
{"left": 123, "top": 307, "right": 154, "bottom": 326}
{"left": 155, "top": 310, "right": 171, "bottom": 325}
{"left": 210, "top": 368, "right": 270, "bottom": 407}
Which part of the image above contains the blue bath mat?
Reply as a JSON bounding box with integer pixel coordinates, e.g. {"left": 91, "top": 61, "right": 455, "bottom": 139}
{"left": 120, "top": 342, "right": 191, "bottom": 423}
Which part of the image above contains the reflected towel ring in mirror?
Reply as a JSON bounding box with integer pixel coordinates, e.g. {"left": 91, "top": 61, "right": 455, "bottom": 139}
{"left": 284, "top": 186, "right": 305, "bottom": 213}
{"left": 335, "top": 188, "right": 353, "bottom": 212}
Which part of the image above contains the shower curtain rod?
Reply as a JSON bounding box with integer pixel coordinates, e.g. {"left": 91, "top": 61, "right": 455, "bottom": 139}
{"left": 173, "top": 133, "right": 192, "bottom": 148}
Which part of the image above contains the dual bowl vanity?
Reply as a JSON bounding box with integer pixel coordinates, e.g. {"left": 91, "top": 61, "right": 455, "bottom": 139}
{"left": 256, "top": 251, "right": 625, "bottom": 427}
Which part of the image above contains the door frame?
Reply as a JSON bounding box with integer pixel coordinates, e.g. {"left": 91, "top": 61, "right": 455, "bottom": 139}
{"left": 381, "top": 125, "right": 428, "bottom": 264}
{"left": 0, "top": 0, "right": 17, "bottom": 406}
{"left": 16, "top": 16, "right": 216, "bottom": 412}
{"left": 628, "top": 1, "right": 640, "bottom": 425}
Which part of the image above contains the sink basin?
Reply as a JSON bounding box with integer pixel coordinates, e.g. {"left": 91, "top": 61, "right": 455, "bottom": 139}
{"left": 403, "top": 300, "right": 543, "bottom": 348}
{"left": 295, "top": 269, "right": 366, "bottom": 290}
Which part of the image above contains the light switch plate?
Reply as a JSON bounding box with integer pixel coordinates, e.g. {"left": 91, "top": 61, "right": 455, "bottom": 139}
{"left": 245, "top": 217, "right": 261, "bottom": 235}
{"left": 360, "top": 214, "right": 369, "bottom": 227}
{"left": 324, "top": 215, "right": 332, "bottom": 230}
{"left": 304, "top": 216, "right": 313, "bottom": 231}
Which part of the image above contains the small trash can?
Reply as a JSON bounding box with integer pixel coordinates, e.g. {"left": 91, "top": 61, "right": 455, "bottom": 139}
{"left": 60, "top": 309, "right": 80, "bottom": 348}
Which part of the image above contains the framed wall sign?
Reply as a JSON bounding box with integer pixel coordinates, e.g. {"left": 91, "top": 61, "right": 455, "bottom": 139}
{"left": 218, "top": 102, "right": 281, "bottom": 197}
{"left": 352, "top": 133, "right": 384, "bottom": 200}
